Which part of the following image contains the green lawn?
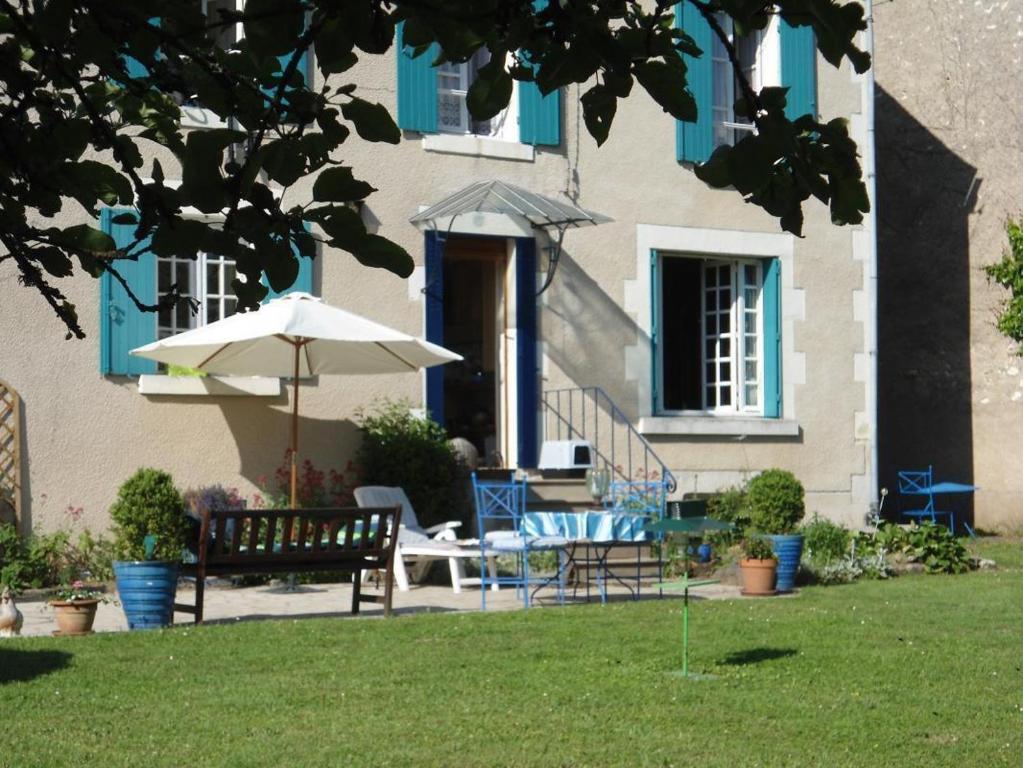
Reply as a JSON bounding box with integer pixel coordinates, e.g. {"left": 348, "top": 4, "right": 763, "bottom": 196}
{"left": 2, "top": 538, "right": 1021, "bottom": 768}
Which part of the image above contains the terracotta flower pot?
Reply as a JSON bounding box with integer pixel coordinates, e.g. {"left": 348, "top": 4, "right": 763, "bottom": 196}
{"left": 50, "top": 599, "right": 100, "bottom": 635}
{"left": 739, "top": 558, "right": 777, "bottom": 596}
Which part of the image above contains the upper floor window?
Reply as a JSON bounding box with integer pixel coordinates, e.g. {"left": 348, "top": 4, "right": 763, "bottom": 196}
{"left": 436, "top": 50, "right": 511, "bottom": 137}
{"left": 711, "top": 14, "right": 763, "bottom": 149}
{"left": 396, "top": 24, "right": 561, "bottom": 148}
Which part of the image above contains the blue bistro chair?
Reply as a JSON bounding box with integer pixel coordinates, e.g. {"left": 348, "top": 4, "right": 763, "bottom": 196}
{"left": 897, "top": 466, "right": 955, "bottom": 532}
{"left": 471, "top": 473, "right": 567, "bottom": 610}
{"left": 604, "top": 480, "right": 666, "bottom": 519}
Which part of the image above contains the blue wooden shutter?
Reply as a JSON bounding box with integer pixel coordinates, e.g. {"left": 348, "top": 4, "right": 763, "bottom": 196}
{"left": 519, "top": 3, "right": 560, "bottom": 147}
{"left": 99, "top": 208, "right": 158, "bottom": 376}
{"left": 264, "top": 223, "right": 315, "bottom": 300}
{"left": 424, "top": 232, "right": 445, "bottom": 425}
{"left": 780, "top": 21, "right": 817, "bottom": 120}
{"left": 120, "top": 17, "right": 161, "bottom": 81}
{"left": 396, "top": 22, "right": 438, "bottom": 133}
{"left": 515, "top": 238, "right": 538, "bottom": 468}
{"left": 762, "top": 258, "right": 782, "bottom": 418}
{"left": 265, "top": 13, "right": 311, "bottom": 122}
{"left": 675, "top": 3, "right": 713, "bottom": 163}
{"left": 518, "top": 82, "right": 560, "bottom": 146}
{"left": 650, "top": 250, "right": 660, "bottom": 414}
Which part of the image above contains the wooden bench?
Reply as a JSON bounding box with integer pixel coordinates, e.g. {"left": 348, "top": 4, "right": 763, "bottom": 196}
{"left": 176, "top": 505, "right": 402, "bottom": 624}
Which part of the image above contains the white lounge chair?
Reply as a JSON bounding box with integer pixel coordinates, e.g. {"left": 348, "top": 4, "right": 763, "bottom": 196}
{"left": 353, "top": 486, "right": 497, "bottom": 594}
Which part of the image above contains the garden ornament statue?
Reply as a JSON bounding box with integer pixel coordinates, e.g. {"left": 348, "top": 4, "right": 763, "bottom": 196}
{"left": 0, "top": 587, "right": 23, "bottom": 637}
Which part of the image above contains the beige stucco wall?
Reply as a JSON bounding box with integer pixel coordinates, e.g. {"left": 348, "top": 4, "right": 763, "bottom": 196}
{"left": 0, "top": 25, "right": 873, "bottom": 534}
{"left": 874, "top": 0, "right": 1023, "bottom": 530}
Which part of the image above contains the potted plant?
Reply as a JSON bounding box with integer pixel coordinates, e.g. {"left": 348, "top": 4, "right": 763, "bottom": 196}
{"left": 746, "top": 469, "right": 806, "bottom": 593}
{"left": 739, "top": 537, "right": 778, "bottom": 596}
{"left": 49, "top": 580, "right": 106, "bottom": 635}
{"left": 110, "top": 468, "right": 188, "bottom": 630}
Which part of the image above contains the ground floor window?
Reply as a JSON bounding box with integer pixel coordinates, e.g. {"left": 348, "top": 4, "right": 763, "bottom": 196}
{"left": 657, "top": 254, "right": 769, "bottom": 415}
{"left": 157, "top": 252, "right": 240, "bottom": 338}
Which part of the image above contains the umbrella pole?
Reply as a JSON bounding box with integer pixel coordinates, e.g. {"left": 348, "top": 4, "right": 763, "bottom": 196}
{"left": 290, "top": 341, "right": 300, "bottom": 509}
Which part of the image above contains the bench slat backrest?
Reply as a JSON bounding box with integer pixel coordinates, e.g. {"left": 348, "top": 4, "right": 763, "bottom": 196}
{"left": 197, "top": 506, "right": 401, "bottom": 572}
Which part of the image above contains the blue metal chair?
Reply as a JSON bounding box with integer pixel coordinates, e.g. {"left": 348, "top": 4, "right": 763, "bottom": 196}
{"left": 897, "top": 466, "right": 955, "bottom": 532}
{"left": 596, "top": 480, "right": 667, "bottom": 600}
{"left": 605, "top": 480, "right": 666, "bottom": 519}
{"left": 471, "top": 473, "right": 567, "bottom": 610}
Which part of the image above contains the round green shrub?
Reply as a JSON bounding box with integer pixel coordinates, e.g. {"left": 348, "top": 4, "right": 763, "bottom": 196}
{"left": 356, "top": 399, "right": 459, "bottom": 530}
{"left": 109, "top": 468, "right": 188, "bottom": 562}
{"left": 746, "top": 469, "right": 805, "bottom": 534}
{"left": 801, "top": 515, "right": 850, "bottom": 564}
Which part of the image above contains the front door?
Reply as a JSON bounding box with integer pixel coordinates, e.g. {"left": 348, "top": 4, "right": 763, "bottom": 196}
{"left": 424, "top": 233, "right": 538, "bottom": 468}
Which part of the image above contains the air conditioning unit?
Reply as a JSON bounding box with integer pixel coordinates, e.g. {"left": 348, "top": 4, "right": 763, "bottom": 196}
{"left": 538, "top": 440, "right": 594, "bottom": 470}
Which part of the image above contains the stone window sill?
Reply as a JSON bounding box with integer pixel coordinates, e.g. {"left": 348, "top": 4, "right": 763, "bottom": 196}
{"left": 138, "top": 375, "right": 281, "bottom": 397}
{"left": 638, "top": 416, "right": 800, "bottom": 437}
{"left": 421, "top": 133, "right": 535, "bottom": 162}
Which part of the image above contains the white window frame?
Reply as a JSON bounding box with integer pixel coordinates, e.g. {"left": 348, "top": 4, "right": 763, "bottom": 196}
{"left": 156, "top": 250, "right": 243, "bottom": 339}
{"left": 658, "top": 254, "right": 764, "bottom": 417}
{"left": 179, "top": 0, "right": 246, "bottom": 129}
{"left": 711, "top": 14, "right": 782, "bottom": 149}
{"left": 434, "top": 50, "right": 519, "bottom": 143}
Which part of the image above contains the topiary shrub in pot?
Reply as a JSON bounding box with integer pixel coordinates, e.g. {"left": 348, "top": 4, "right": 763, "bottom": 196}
{"left": 110, "top": 468, "right": 188, "bottom": 630}
{"left": 746, "top": 469, "right": 806, "bottom": 593}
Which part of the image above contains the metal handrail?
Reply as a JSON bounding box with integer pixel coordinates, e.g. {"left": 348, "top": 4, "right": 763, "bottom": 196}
{"left": 540, "top": 386, "right": 678, "bottom": 494}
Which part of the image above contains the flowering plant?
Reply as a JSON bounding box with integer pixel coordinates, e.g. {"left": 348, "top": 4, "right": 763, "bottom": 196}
{"left": 252, "top": 450, "right": 360, "bottom": 509}
{"left": 53, "top": 580, "right": 107, "bottom": 603}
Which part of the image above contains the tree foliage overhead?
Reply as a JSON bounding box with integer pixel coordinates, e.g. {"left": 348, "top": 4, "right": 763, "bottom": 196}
{"left": 0, "top": 0, "right": 872, "bottom": 340}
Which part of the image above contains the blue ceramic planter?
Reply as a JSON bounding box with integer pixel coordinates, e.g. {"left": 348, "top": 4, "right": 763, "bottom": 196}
{"left": 768, "top": 534, "right": 804, "bottom": 593}
{"left": 697, "top": 543, "right": 713, "bottom": 563}
{"left": 113, "top": 561, "right": 179, "bottom": 630}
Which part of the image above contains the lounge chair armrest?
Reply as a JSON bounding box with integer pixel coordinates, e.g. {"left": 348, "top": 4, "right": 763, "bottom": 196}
{"left": 425, "top": 521, "right": 462, "bottom": 535}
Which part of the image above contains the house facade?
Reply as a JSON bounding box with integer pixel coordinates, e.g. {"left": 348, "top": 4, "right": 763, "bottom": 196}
{"left": 0, "top": 7, "right": 879, "bottom": 535}
{"left": 874, "top": 0, "right": 1023, "bottom": 531}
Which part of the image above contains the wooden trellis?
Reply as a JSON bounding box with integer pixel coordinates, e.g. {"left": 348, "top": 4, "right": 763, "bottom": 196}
{"left": 0, "top": 379, "right": 21, "bottom": 532}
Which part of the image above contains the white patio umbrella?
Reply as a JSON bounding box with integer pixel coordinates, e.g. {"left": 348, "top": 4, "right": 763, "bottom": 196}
{"left": 131, "top": 292, "right": 461, "bottom": 508}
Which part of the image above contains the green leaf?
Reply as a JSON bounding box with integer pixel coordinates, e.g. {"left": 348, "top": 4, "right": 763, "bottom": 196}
{"left": 243, "top": 0, "right": 304, "bottom": 58}
{"left": 312, "top": 167, "right": 377, "bottom": 203}
{"left": 632, "top": 60, "right": 696, "bottom": 122}
{"left": 34, "top": 247, "right": 74, "bottom": 278}
{"left": 350, "top": 234, "right": 413, "bottom": 277}
{"left": 310, "top": 205, "right": 367, "bottom": 251}
{"left": 60, "top": 161, "right": 133, "bottom": 211}
{"left": 261, "top": 138, "right": 306, "bottom": 187}
{"left": 341, "top": 97, "right": 401, "bottom": 144}
{"left": 180, "top": 129, "right": 245, "bottom": 213}
{"left": 314, "top": 17, "right": 358, "bottom": 74}
{"left": 580, "top": 84, "right": 617, "bottom": 147}
{"left": 466, "top": 55, "right": 513, "bottom": 121}
{"left": 48, "top": 225, "right": 116, "bottom": 254}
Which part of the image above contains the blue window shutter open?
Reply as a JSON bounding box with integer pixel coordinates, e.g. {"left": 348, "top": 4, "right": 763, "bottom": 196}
{"left": 519, "top": 2, "right": 560, "bottom": 147}
{"left": 120, "top": 17, "right": 161, "bottom": 82}
{"left": 650, "top": 250, "right": 660, "bottom": 414}
{"left": 515, "top": 237, "right": 538, "bottom": 468}
{"left": 780, "top": 21, "right": 817, "bottom": 120}
{"left": 676, "top": 3, "right": 713, "bottom": 163}
{"left": 518, "top": 81, "right": 560, "bottom": 146}
{"left": 424, "top": 232, "right": 444, "bottom": 425}
{"left": 396, "top": 22, "right": 438, "bottom": 133}
{"left": 99, "top": 207, "right": 158, "bottom": 376}
{"left": 762, "top": 258, "right": 782, "bottom": 418}
{"left": 264, "top": 223, "right": 315, "bottom": 301}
